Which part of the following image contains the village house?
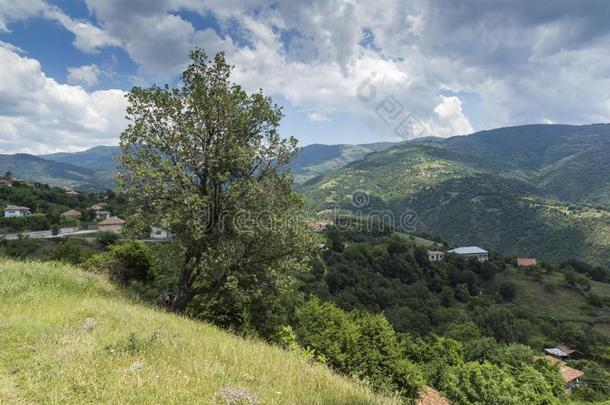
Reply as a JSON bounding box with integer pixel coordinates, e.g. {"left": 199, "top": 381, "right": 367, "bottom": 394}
{"left": 3, "top": 205, "right": 31, "bottom": 218}
{"left": 561, "top": 364, "right": 585, "bottom": 391}
{"left": 544, "top": 356, "right": 584, "bottom": 392}
{"left": 95, "top": 210, "right": 111, "bottom": 220}
{"left": 149, "top": 226, "right": 170, "bottom": 240}
{"left": 447, "top": 246, "right": 489, "bottom": 262}
{"left": 62, "top": 209, "right": 82, "bottom": 218}
{"left": 97, "top": 216, "right": 126, "bottom": 233}
{"left": 544, "top": 344, "right": 582, "bottom": 361}
{"left": 0, "top": 179, "right": 14, "bottom": 187}
{"left": 427, "top": 250, "right": 445, "bottom": 261}
{"left": 517, "top": 258, "right": 537, "bottom": 267}
{"left": 63, "top": 187, "right": 79, "bottom": 196}
{"left": 417, "top": 386, "right": 451, "bottom": 405}
{"left": 89, "top": 203, "right": 107, "bottom": 211}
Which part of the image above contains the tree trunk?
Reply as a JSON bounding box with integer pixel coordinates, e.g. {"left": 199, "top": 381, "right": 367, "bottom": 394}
{"left": 171, "top": 286, "right": 193, "bottom": 313}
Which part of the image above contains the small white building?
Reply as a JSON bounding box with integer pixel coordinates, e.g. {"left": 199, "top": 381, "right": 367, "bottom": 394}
{"left": 427, "top": 250, "right": 445, "bottom": 261}
{"left": 98, "top": 216, "right": 126, "bottom": 233}
{"left": 149, "top": 226, "right": 170, "bottom": 240}
{"left": 448, "top": 246, "right": 489, "bottom": 262}
{"left": 4, "top": 205, "right": 31, "bottom": 218}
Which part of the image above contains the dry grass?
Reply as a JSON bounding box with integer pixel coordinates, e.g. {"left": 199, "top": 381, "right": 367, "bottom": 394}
{"left": 0, "top": 260, "right": 397, "bottom": 404}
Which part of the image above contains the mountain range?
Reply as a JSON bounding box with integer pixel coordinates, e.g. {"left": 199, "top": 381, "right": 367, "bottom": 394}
{"left": 0, "top": 143, "right": 396, "bottom": 190}
{"left": 3, "top": 123, "right": 610, "bottom": 264}
{"left": 299, "top": 124, "right": 610, "bottom": 265}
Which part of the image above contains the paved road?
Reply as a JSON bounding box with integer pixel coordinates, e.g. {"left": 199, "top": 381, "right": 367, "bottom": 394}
{"left": 1, "top": 227, "right": 97, "bottom": 240}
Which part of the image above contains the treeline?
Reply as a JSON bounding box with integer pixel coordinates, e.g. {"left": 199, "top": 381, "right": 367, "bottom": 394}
{"left": 298, "top": 222, "right": 610, "bottom": 359}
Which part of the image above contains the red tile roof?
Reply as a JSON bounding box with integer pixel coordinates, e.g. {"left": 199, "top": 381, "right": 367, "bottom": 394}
{"left": 62, "top": 209, "right": 81, "bottom": 217}
{"left": 560, "top": 365, "right": 584, "bottom": 383}
{"left": 557, "top": 344, "right": 578, "bottom": 355}
{"left": 4, "top": 205, "right": 30, "bottom": 211}
{"left": 418, "top": 387, "right": 451, "bottom": 405}
{"left": 517, "top": 258, "right": 537, "bottom": 266}
{"left": 98, "top": 216, "right": 126, "bottom": 226}
{"left": 542, "top": 356, "right": 584, "bottom": 383}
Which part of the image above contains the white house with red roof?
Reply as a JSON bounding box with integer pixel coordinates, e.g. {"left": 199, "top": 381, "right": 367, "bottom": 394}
{"left": 4, "top": 205, "right": 31, "bottom": 218}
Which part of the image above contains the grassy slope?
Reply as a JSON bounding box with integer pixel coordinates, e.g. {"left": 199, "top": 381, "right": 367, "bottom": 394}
{"left": 289, "top": 143, "right": 396, "bottom": 185}
{"left": 0, "top": 260, "right": 395, "bottom": 404}
{"left": 496, "top": 268, "right": 610, "bottom": 329}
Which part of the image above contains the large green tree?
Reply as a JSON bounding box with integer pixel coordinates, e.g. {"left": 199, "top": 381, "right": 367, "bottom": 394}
{"left": 118, "top": 49, "right": 317, "bottom": 314}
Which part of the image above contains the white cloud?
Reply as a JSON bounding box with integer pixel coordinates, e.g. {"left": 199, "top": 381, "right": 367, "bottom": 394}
{"left": 67, "top": 64, "right": 102, "bottom": 88}
{"left": 0, "top": 0, "right": 45, "bottom": 31}
{"left": 42, "top": 5, "right": 120, "bottom": 53}
{"left": 4, "top": 0, "right": 610, "bottom": 151}
{"left": 308, "top": 111, "right": 331, "bottom": 122}
{"left": 434, "top": 96, "right": 473, "bottom": 136}
{"left": 0, "top": 45, "right": 127, "bottom": 154}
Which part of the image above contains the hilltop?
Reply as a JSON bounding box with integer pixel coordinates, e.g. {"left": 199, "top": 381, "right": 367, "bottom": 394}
{"left": 0, "top": 260, "right": 394, "bottom": 404}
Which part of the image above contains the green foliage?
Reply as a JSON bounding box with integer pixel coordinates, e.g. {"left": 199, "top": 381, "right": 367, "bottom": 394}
{"left": 86, "top": 240, "right": 155, "bottom": 285}
{"left": 295, "top": 298, "right": 360, "bottom": 372}
{"left": 294, "top": 298, "right": 425, "bottom": 401}
{"left": 96, "top": 231, "right": 119, "bottom": 247}
{"left": 568, "top": 359, "right": 610, "bottom": 402}
{"left": 499, "top": 281, "right": 517, "bottom": 301}
{"left": 564, "top": 268, "right": 592, "bottom": 291}
{"left": 0, "top": 236, "right": 39, "bottom": 259}
{"left": 117, "top": 48, "right": 318, "bottom": 314}
{"left": 52, "top": 239, "right": 89, "bottom": 264}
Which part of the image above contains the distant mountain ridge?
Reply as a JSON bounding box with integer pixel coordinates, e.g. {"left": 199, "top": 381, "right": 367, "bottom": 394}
{"left": 0, "top": 153, "right": 105, "bottom": 189}
{"left": 299, "top": 123, "right": 610, "bottom": 264}
{"left": 0, "top": 142, "right": 397, "bottom": 189}
{"left": 41, "top": 145, "right": 120, "bottom": 171}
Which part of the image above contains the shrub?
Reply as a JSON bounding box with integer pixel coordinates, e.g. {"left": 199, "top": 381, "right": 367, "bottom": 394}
{"left": 586, "top": 293, "right": 604, "bottom": 308}
{"left": 86, "top": 240, "right": 155, "bottom": 285}
{"left": 498, "top": 281, "right": 517, "bottom": 301}
{"left": 52, "top": 240, "right": 87, "bottom": 264}
{"left": 294, "top": 298, "right": 359, "bottom": 373}
{"left": 97, "top": 231, "right": 119, "bottom": 247}
{"left": 294, "top": 299, "right": 425, "bottom": 401}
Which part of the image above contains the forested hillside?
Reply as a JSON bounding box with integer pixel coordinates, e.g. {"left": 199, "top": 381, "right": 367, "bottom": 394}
{"left": 0, "top": 154, "right": 106, "bottom": 190}
{"left": 300, "top": 124, "right": 610, "bottom": 264}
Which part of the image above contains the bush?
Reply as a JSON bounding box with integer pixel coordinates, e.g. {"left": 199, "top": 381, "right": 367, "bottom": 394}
{"left": 294, "top": 298, "right": 359, "bottom": 372}
{"left": 586, "top": 293, "right": 604, "bottom": 308}
{"left": 498, "top": 281, "right": 517, "bottom": 301}
{"left": 97, "top": 231, "right": 119, "bottom": 247}
{"left": 294, "top": 299, "right": 425, "bottom": 401}
{"left": 86, "top": 240, "right": 155, "bottom": 285}
{"left": 52, "top": 240, "right": 87, "bottom": 264}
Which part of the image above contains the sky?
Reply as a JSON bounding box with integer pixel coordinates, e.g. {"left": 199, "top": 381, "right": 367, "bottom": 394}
{"left": 1, "top": 1, "right": 610, "bottom": 154}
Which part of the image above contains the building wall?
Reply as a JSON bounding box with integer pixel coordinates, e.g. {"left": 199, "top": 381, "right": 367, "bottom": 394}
{"left": 150, "top": 228, "right": 169, "bottom": 240}
{"left": 98, "top": 224, "right": 123, "bottom": 233}
{"left": 4, "top": 210, "right": 28, "bottom": 218}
